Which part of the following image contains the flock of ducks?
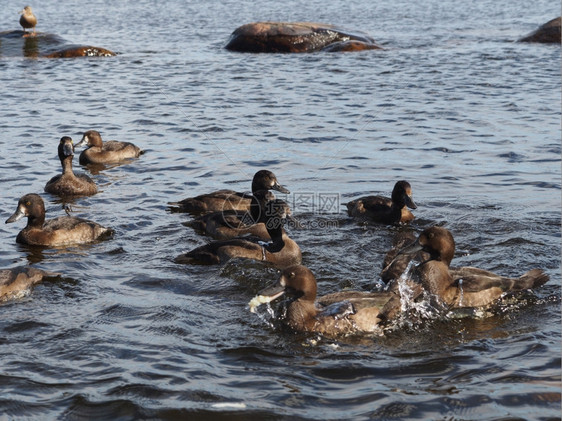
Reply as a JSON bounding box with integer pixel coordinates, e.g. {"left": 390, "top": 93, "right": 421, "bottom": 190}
{"left": 167, "top": 171, "right": 548, "bottom": 337}
{"left": 2, "top": 141, "right": 549, "bottom": 335}
{"left": 3, "top": 7, "right": 551, "bottom": 335}
{"left": 2, "top": 132, "right": 141, "bottom": 299}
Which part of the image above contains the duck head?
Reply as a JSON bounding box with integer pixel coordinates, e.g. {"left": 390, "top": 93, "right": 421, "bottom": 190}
{"left": 6, "top": 193, "right": 45, "bottom": 226}
{"left": 401, "top": 226, "right": 455, "bottom": 266}
{"left": 258, "top": 265, "right": 317, "bottom": 304}
{"left": 58, "top": 136, "right": 75, "bottom": 160}
{"left": 75, "top": 130, "right": 102, "bottom": 149}
{"left": 392, "top": 180, "right": 416, "bottom": 209}
{"left": 251, "top": 170, "right": 290, "bottom": 194}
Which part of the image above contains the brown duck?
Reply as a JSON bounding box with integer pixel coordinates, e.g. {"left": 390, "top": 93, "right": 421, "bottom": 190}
{"left": 44, "top": 136, "right": 98, "bottom": 197}
{"left": 169, "top": 170, "right": 289, "bottom": 215}
{"left": 347, "top": 180, "right": 417, "bottom": 224}
{"left": 250, "top": 265, "right": 394, "bottom": 335}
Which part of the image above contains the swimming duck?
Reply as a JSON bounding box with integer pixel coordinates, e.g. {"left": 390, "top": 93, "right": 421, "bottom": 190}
{"left": 380, "top": 230, "right": 429, "bottom": 283}
{"left": 347, "top": 180, "right": 417, "bottom": 224}
{"left": 386, "top": 226, "right": 549, "bottom": 310}
{"left": 0, "top": 266, "right": 57, "bottom": 302}
{"left": 19, "top": 6, "right": 37, "bottom": 36}
{"left": 44, "top": 136, "right": 98, "bottom": 197}
{"left": 75, "top": 130, "right": 143, "bottom": 165}
{"left": 175, "top": 198, "right": 301, "bottom": 268}
{"left": 169, "top": 170, "right": 290, "bottom": 215}
{"left": 190, "top": 190, "right": 290, "bottom": 240}
{"left": 250, "top": 265, "right": 393, "bottom": 335}
{"left": 5, "top": 193, "right": 112, "bottom": 246}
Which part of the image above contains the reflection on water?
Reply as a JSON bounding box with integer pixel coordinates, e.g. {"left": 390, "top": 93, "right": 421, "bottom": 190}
{"left": 22, "top": 35, "right": 39, "bottom": 58}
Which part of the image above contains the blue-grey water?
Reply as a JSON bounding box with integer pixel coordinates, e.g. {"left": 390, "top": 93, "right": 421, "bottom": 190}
{"left": 0, "top": 0, "right": 560, "bottom": 419}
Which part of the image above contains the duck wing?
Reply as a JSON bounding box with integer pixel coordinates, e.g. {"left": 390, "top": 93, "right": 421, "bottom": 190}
{"left": 171, "top": 190, "right": 252, "bottom": 214}
{"left": 450, "top": 267, "right": 549, "bottom": 292}
{"left": 347, "top": 195, "right": 391, "bottom": 216}
{"left": 318, "top": 291, "right": 394, "bottom": 310}
{"left": 175, "top": 237, "right": 263, "bottom": 264}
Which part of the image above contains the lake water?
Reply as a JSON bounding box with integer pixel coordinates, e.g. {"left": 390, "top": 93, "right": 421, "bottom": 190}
{"left": 0, "top": 0, "right": 560, "bottom": 419}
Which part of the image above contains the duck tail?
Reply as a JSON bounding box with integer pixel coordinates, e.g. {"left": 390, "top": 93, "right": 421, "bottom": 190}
{"left": 174, "top": 246, "right": 220, "bottom": 265}
{"left": 189, "top": 217, "right": 207, "bottom": 233}
{"left": 167, "top": 199, "right": 204, "bottom": 214}
{"left": 516, "top": 269, "right": 549, "bottom": 290}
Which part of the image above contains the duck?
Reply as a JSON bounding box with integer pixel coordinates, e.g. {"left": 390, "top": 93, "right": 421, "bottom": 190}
{"left": 346, "top": 180, "right": 417, "bottom": 224}
{"left": 44, "top": 136, "right": 98, "bottom": 197}
{"left": 384, "top": 226, "right": 549, "bottom": 312}
{"left": 249, "top": 265, "right": 394, "bottom": 335}
{"left": 19, "top": 6, "right": 37, "bottom": 36}
{"left": 5, "top": 193, "right": 112, "bottom": 246}
{"left": 75, "top": 130, "right": 143, "bottom": 165}
{"left": 169, "top": 170, "right": 290, "bottom": 215}
{"left": 175, "top": 198, "right": 301, "bottom": 268}
{"left": 190, "top": 190, "right": 290, "bottom": 240}
{"left": 380, "top": 230, "right": 429, "bottom": 283}
{"left": 0, "top": 266, "right": 58, "bottom": 302}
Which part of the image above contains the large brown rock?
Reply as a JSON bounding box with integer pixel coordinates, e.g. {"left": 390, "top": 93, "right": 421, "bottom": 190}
{"left": 44, "top": 45, "right": 116, "bottom": 58}
{"left": 225, "top": 22, "right": 381, "bottom": 53}
{"left": 0, "top": 30, "right": 116, "bottom": 58}
{"left": 519, "top": 17, "right": 561, "bottom": 43}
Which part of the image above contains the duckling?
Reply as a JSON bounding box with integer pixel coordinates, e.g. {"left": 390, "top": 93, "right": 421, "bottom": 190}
{"left": 250, "top": 265, "right": 393, "bottom": 335}
{"left": 75, "top": 130, "right": 143, "bottom": 165}
{"left": 5, "top": 193, "right": 112, "bottom": 246}
{"left": 386, "top": 226, "right": 549, "bottom": 310}
{"left": 0, "top": 266, "right": 57, "bottom": 302}
{"left": 190, "top": 190, "right": 287, "bottom": 240}
{"left": 19, "top": 6, "right": 37, "bottom": 36}
{"left": 175, "top": 198, "right": 301, "bottom": 268}
{"left": 169, "top": 170, "right": 289, "bottom": 215}
{"left": 44, "top": 136, "right": 98, "bottom": 197}
{"left": 347, "top": 180, "right": 416, "bottom": 224}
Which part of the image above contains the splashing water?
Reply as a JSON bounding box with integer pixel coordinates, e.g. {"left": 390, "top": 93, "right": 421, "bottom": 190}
{"left": 391, "top": 260, "right": 445, "bottom": 328}
{"left": 458, "top": 278, "right": 464, "bottom": 307}
{"left": 397, "top": 260, "right": 420, "bottom": 313}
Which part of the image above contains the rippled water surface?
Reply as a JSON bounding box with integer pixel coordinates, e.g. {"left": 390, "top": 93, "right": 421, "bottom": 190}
{"left": 0, "top": 0, "right": 560, "bottom": 419}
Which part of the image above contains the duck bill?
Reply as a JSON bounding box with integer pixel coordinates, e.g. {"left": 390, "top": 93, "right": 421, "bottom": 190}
{"left": 398, "top": 240, "right": 423, "bottom": 256}
{"left": 74, "top": 136, "right": 87, "bottom": 148}
{"left": 248, "top": 283, "right": 286, "bottom": 313}
{"left": 6, "top": 207, "right": 25, "bottom": 223}
{"left": 272, "top": 182, "right": 290, "bottom": 194}
{"left": 258, "top": 282, "right": 286, "bottom": 299}
{"left": 63, "top": 142, "right": 75, "bottom": 156}
{"left": 405, "top": 195, "right": 417, "bottom": 209}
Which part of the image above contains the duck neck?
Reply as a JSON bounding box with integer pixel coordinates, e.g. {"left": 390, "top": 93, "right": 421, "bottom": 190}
{"left": 27, "top": 211, "right": 45, "bottom": 228}
{"left": 265, "top": 226, "right": 285, "bottom": 253}
{"left": 90, "top": 135, "right": 103, "bottom": 148}
{"left": 287, "top": 299, "right": 318, "bottom": 331}
{"left": 61, "top": 155, "right": 74, "bottom": 175}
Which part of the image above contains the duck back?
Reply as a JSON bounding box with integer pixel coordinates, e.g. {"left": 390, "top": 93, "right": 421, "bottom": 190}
{"left": 44, "top": 173, "right": 98, "bottom": 196}
{"left": 79, "top": 141, "right": 142, "bottom": 165}
{"left": 18, "top": 216, "right": 111, "bottom": 246}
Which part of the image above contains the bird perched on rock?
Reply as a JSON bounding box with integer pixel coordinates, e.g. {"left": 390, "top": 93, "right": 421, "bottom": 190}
{"left": 19, "top": 6, "right": 37, "bottom": 36}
